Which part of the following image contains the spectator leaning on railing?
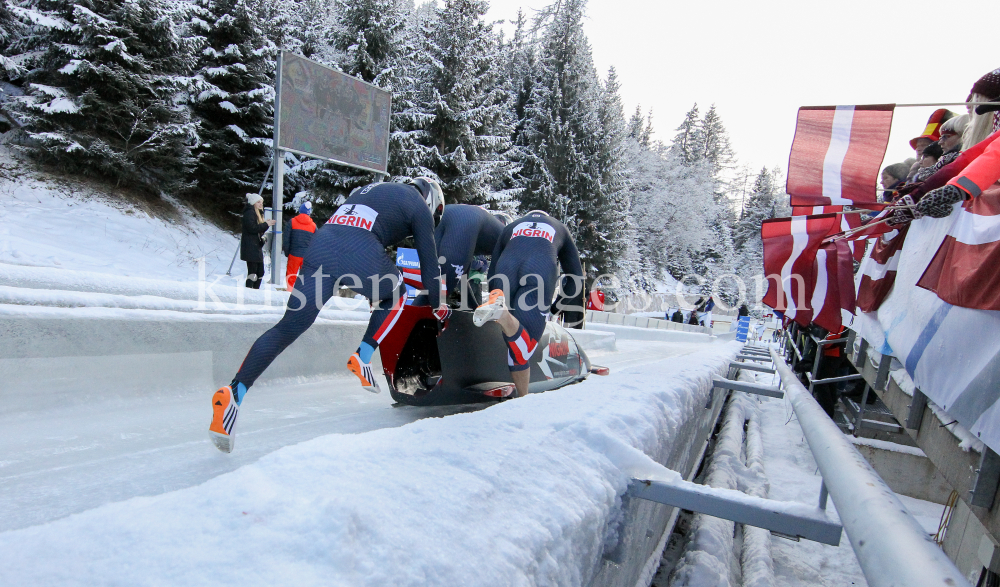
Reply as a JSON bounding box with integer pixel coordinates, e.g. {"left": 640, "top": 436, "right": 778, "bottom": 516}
{"left": 914, "top": 142, "right": 944, "bottom": 183}
{"left": 880, "top": 161, "right": 913, "bottom": 201}
{"left": 892, "top": 67, "right": 1000, "bottom": 221}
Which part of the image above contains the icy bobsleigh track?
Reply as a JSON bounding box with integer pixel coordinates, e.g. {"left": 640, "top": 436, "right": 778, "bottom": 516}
{"left": 0, "top": 292, "right": 736, "bottom": 586}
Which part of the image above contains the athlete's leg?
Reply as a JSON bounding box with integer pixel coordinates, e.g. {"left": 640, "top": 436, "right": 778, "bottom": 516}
{"left": 234, "top": 263, "right": 333, "bottom": 390}
{"left": 478, "top": 261, "right": 548, "bottom": 398}
{"left": 211, "top": 263, "right": 335, "bottom": 452}
{"left": 347, "top": 261, "right": 407, "bottom": 393}
{"left": 505, "top": 276, "right": 548, "bottom": 397}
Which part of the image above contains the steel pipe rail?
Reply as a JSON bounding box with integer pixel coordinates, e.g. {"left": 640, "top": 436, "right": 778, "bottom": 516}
{"left": 729, "top": 361, "right": 775, "bottom": 374}
{"left": 769, "top": 348, "right": 970, "bottom": 587}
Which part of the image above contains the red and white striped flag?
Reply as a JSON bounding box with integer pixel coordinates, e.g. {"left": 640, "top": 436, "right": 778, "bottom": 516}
{"left": 790, "top": 207, "right": 870, "bottom": 261}
{"left": 791, "top": 205, "right": 844, "bottom": 216}
{"left": 762, "top": 214, "right": 840, "bottom": 323}
{"left": 810, "top": 240, "right": 857, "bottom": 332}
{"left": 856, "top": 225, "right": 908, "bottom": 312}
{"left": 830, "top": 211, "right": 867, "bottom": 262}
{"left": 787, "top": 104, "right": 894, "bottom": 207}
{"left": 918, "top": 185, "right": 1000, "bottom": 310}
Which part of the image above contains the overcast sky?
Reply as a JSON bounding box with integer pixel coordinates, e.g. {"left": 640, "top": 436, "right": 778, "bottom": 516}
{"left": 482, "top": 0, "right": 999, "bottom": 182}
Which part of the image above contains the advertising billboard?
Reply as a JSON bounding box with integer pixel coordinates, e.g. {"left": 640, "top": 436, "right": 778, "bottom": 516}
{"left": 275, "top": 51, "right": 391, "bottom": 174}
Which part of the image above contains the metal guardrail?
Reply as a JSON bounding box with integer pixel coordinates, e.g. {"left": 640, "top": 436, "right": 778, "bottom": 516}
{"left": 627, "top": 477, "right": 842, "bottom": 545}
{"left": 769, "top": 347, "right": 971, "bottom": 587}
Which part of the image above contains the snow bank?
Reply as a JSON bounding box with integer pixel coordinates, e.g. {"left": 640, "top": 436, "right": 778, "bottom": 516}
{"left": 0, "top": 342, "right": 740, "bottom": 586}
{"left": 0, "top": 148, "right": 238, "bottom": 282}
{"left": 0, "top": 263, "right": 375, "bottom": 311}
{"left": 849, "top": 436, "right": 926, "bottom": 457}
{"left": 0, "top": 284, "right": 368, "bottom": 320}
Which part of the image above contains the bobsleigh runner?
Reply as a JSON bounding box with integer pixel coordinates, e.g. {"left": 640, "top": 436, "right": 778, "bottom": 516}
{"left": 381, "top": 248, "right": 609, "bottom": 406}
{"left": 377, "top": 303, "right": 610, "bottom": 406}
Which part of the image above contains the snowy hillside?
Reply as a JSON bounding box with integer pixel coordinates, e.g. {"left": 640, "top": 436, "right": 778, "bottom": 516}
{"left": 0, "top": 146, "right": 242, "bottom": 284}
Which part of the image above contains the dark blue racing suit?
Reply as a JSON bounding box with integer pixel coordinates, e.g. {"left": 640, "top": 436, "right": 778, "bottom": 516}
{"left": 487, "top": 211, "right": 584, "bottom": 371}
{"left": 434, "top": 204, "right": 504, "bottom": 306}
{"left": 234, "top": 182, "right": 441, "bottom": 388}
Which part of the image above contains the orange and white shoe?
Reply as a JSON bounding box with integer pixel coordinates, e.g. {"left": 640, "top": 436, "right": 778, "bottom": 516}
{"left": 209, "top": 385, "right": 239, "bottom": 453}
{"left": 347, "top": 352, "right": 381, "bottom": 394}
{"left": 474, "top": 289, "right": 507, "bottom": 327}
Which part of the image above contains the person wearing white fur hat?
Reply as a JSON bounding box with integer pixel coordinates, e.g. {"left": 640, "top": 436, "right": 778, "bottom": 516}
{"left": 240, "top": 192, "right": 275, "bottom": 289}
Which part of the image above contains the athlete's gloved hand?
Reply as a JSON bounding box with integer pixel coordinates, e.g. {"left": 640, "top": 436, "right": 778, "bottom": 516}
{"left": 916, "top": 184, "right": 968, "bottom": 218}
{"left": 433, "top": 304, "right": 452, "bottom": 323}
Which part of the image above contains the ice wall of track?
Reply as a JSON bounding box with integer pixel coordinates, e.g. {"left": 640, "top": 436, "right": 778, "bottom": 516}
{"left": 0, "top": 307, "right": 369, "bottom": 411}
{"left": 0, "top": 304, "right": 617, "bottom": 412}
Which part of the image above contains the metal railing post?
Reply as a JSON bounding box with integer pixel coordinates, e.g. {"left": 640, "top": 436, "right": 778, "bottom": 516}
{"left": 769, "top": 348, "right": 971, "bottom": 587}
{"left": 808, "top": 338, "right": 823, "bottom": 395}
{"left": 854, "top": 384, "right": 871, "bottom": 436}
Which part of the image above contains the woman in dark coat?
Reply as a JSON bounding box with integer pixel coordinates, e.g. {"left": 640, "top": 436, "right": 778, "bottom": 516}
{"left": 242, "top": 193, "right": 275, "bottom": 289}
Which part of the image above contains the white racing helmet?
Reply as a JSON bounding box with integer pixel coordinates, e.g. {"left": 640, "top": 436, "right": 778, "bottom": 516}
{"left": 408, "top": 177, "right": 445, "bottom": 226}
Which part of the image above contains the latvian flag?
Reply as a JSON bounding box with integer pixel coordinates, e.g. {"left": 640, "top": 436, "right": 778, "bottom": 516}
{"left": 762, "top": 214, "right": 839, "bottom": 324}
{"left": 918, "top": 185, "right": 1000, "bottom": 310}
{"left": 830, "top": 211, "right": 867, "bottom": 262}
{"left": 810, "top": 240, "right": 857, "bottom": 332}
{"left": 792, "top": 205, "right": 844, "bottom": 216}
{"left": 856, "top": 225, "right": 908, "bottom": 312}
{"left": 787, "top": 105, "right": 894, "bottom": 207}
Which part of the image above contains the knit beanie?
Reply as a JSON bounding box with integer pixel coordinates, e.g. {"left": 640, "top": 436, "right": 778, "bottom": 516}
{"left": 246, "top": 193, "right": 263, "bottom": 206}
{"left": 298, "top": 201, "right": 312, "bottom": 215}
{"left": 971, "top": 68, "right": 1000, "bottom": 101}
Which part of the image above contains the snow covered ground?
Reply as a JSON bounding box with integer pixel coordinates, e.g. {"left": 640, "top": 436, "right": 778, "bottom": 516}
{"left": 0, "top": 146, "right": 244, "bottom": 283}
{"left": 0, "top": 340, "right": 737, "bottom": 586}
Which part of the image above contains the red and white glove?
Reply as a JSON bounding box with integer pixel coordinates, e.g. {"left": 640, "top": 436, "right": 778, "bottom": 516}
{"left": 433, "top": 304, "right": 452, "bottom": 322}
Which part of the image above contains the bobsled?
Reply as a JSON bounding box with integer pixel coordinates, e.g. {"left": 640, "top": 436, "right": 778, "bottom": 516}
{"left": 378, "top": 303, "right": 609, "bottom": 407}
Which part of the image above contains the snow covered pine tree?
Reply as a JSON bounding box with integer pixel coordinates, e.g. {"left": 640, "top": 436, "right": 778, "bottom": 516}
{"left": 186, "top": 0, "right": 276, "bottom": 209}
{"left": 16, "top": 0, "right": 194, "bottom": 194}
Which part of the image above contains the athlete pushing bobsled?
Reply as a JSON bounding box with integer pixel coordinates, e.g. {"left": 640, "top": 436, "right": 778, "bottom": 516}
{"left": 473, "top": 210, "right": 585, "bottom": 398}
{"left": 434, "top": 204, "right": 507, "bottom": 308}
{"left": 209, "top": 178, "right": 448, "bottom": 453}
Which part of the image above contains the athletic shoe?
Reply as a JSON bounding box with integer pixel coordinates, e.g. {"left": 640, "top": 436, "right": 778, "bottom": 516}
{"left": 347, "top": 352, "right": 381, "bottom": 394}
{"left": 474, "top": 289, "right": 506, "bottom": 327}
{"left": 209, "top": 385, "right": 239, "bottom": 453}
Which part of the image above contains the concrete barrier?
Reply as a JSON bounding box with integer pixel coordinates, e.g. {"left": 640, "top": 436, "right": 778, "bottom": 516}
{"left": 849, "top": 437, "right": 953, "bottom": 504}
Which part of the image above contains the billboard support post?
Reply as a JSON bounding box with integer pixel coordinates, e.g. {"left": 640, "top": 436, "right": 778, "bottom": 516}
{"left": 270, "top": 51, "right": 284, "bottom": 286}
{"left": 271, "top": 149, "right": 283, "bottom": 285}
